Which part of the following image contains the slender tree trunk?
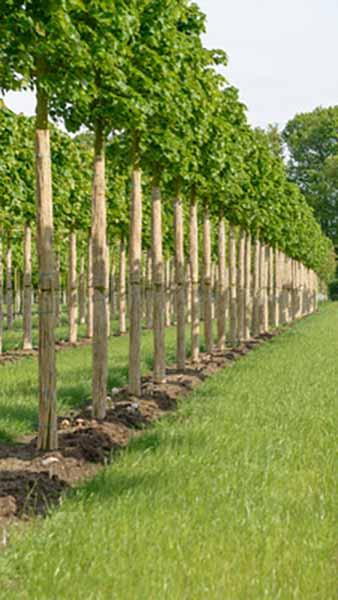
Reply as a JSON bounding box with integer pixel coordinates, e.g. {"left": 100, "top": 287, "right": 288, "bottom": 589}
{"left": 267, "top": 246, "right": 274, "bottom": 328}
{"left": 144, "top": 248, "right": 152, "bottom": 329}
{"left": 174, "top": 192, "right": 186, "bottom": 370}
{"left": 23, "top": 223, "right": 33, "bottom": 350}
{"left": 203, "top": 206, "right": 213, "bottom": 354}
{"left": 110, "top": 254, "right": 116, "bottom": 322}
{"left": 217, "top": 217, "right": 226, "bottom": 350}
{"left": 211, "top": 261, "right": 216, "bottom": 321}
{"left": 252, "top": 238, "right": 260, "bottom": 337}
{"left": 106, "top": 244, "right": 110, "bottom": 338}
{"left": 190, "top": 191, "right": 199, "bottom": 362}
{"left": 228, "top": 225, "right": 238, "bottom": 345}
{"left": 14, "top": 269, "right": 21, "bottom": 317}
{"left": 0, "top": 238, "right": 3, "bottom": 354}
{"left": 119, "top": 237, "right": 127, "bottom": 335}
{"left": 186, "top": 262, "right": 192, "bottom": 324}
{"left": 35, "top": 79, "right": 57, "bottom": 451}
{"left": 244, "top": 233, "right": 251, "bottom": 341}
{"left": 128, "top": 140, "right": 142, "bottom": 397}
{"left": 92, "top": 121, "right": 108, "bottom": 419}
{"left": 68, "top": 231, "right": 78, "bottom": 344}
{"left": 54, "top": 253, "right": 60, "bottom": 327}
{"left": 78, "top": 256, "right": 86, "bottom": 325}
{"left": 87, "top": 235, "right": 94, "bottom": 338}
{"left": 260, "top": 244, "right": 269, "bottom": 333}
{"left": 6, "top": 242, "right": 13, "bottom": 329}
{"left": 152, "top": 182, "right": 166, "bottom": 382}
{"left": 165, "top": 258, "right": 171, "bottom": 327}
{"left": 237, "top": 231, "right": 245, "bottom": 341}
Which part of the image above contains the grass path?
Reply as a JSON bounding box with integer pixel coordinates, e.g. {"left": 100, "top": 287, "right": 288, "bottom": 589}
{"left": 0, "top": 303, "right": 337, "bottom": 599}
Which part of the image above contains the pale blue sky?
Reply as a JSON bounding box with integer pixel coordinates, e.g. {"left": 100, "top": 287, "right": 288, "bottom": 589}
{"left": 2, "top": 0, "right": 337, "bottom": 128}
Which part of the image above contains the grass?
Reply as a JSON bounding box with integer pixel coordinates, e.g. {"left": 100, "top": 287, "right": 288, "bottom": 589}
{"left": 0, "top": 303, "right": 337, "bottom": 599}
{"left": 1, "top": 311, "right": 92, "bottom": 352}
{"left": 0, "top": 318, "right": 179, "bottom": 442}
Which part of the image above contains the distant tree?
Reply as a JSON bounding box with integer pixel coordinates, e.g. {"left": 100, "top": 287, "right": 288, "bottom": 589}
{"left": 283, "top": 106, "right": 338, "bottom": 248}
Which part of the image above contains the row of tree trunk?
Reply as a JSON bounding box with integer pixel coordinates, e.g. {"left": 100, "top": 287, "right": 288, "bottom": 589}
{"left": 0, "top": 221, "right": 319, "bottom": 365}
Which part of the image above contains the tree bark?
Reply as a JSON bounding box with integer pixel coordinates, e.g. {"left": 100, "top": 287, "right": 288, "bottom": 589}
{"left": 186, "top": 262, "right": 192, "bottom": 324}
{"left": 174, "top": 192, "right": 186, "bottom": 370}
{"left": 128, "top": 139, "right": 142, "bottom": 397}
{"left": 165, "top": 258, "right": 171, "bottom": 327}
{"left": 87, "top": 235, "right": 94, "bottom": 338}
{"left": 228, "top": 225, "right": 238, "bottom": 345}
{"left": 68, "top": 231, "right": 78, "bottom": 344}
{"left": 23, "top": 223, "right": 33, "bottom": 350}
{"left": 6, "top": 242, "right": 13, "bottom": 329}
{"left": 203, "top": 206, "right": 213, "bottom": 354}
{"left": 152, "top": 182, "right": 166, "bottom": 383}
{"left": 190, "top": 191, "right": 200, "bottom": 362}
{"left": 109, "top": 254, "right": 116, "bottom": 322}
{"left": 217, "top": 217, "right": 226, "bottom": 350}
{"left": 14, "top": 269, "right": 21, "bottom": 317}
{"left": 106, "top": 244, "right": 110, "bottom": 338}
{"left": 92, "top": 121, "right": 108, "bottom": 419}
{"left": 237, "top": 231, "right": 245, "bottom": 341}
{"left": 78, "top": 255, "right": 86, "bottom": 325}
{"left": 119, "top": 237, "right": 127, "bottom": 335}
{"left": 244, "top": 233, "right": 251, "bottom": 341}
{"left": 145, "top": 249, "right": 152, "bottom": 329}
{"left": 260, "top": 244, "right": 269, "bottom": 333}
{"left": 54, "top": 253, "right": 60, "bottom": 327}
{"left": 35, "top": 79, "right": 57, "bottom": 451}
{"left": 252, "top": 238, "right": 260, "bottom": 337}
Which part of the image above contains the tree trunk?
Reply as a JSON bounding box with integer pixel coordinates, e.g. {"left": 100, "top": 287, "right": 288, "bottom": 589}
{"left": 217, "top": 216, "right": 226, "bottom": 350}
{"left": 68, "top": 231, "right": 78, "bottom": 344}
{"left": 87, "top": 235, "right": 94, "bottom": 338}
{"left": 273, "top": 249, "right": 280, "bottom": 328}
{"left": 237, "top": 231, "right": 245, "bottom": 342}
{"left": 35, "top": 80, "right": 57, "bottom": 451}
{"left": 244, "top": 233, "right": 251, "bottom": 341}
{"left": 23, "top": 223, "right": 33, "bottom": 350}
{"left": 152, "top": 182, "right": 166, "bottom": 383}
{"left": 203, "top": 206, "right": 213, "bottom": 354}
{"left": 14, "top": 269, "right": 21, "bottom": 317}
{"left": 128, "top": 140, "right": 142, "bottom": 397}
{"left": 260, "top": 244, "right": 269, "bottom": 333}
{"left": 211, "top": 261, "right": 216, "bottom": 321}
{"left": 6, "top": 242, "right": 13, "bottom": 329}
{"left": 110, "top": 254, "right": 116, "bottom": 322}
{"left": 190, "top": 191, "right": 199, "bottom": 362}
{"left": 78, "top": 256, "right": 86, "bottom": 325}
{"left": 54, "top": 253, "right": 61, "bottom": 327}
{"left": 165, "top": 258, "right": 171, "bottom": 327}
{"left": 106, "top": 244, "right": 110, "bottom": 338}
{"left": 186, "top": 262, "right": 192, "bottom": 324}
{"left": 252, "top": 238, "right": 260, "bottom": 337}
{"left": 174, "top": 192, "right": 186, "bottom": 370}
{"left": 228, "top": 225, "right": 238, "bottom": 345}
{"left": 144, "top": 249, "right": 153, "bottom": 329}
{"left": 92, "top": 121, "right": 108, "bottom": 419}
{"left": 267, "top": 246, "right": 274, "bottom": 328}
{"left": 119, "top": 237, "right": 127, "bottom": 335}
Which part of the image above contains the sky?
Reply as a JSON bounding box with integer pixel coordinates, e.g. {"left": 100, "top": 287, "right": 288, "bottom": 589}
{"left": 2, "top": 0, "right": 338, "bottom": 130}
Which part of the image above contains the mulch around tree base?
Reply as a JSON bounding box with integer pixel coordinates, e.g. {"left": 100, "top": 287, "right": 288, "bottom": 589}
{"left": 0, "top": 330, "right": 280, "bottom": 533}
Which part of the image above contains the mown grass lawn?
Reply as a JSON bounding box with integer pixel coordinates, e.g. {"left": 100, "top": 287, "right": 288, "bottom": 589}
{"left": 0, "top": 303, "right": 337, "bottom": 599}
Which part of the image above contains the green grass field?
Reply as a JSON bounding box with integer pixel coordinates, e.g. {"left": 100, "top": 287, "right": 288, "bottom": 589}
{"left": 0, "top": 303, "right": 337, "bottom": 599}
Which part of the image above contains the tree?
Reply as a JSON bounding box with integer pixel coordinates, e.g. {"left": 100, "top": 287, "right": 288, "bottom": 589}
{"left": 283, "top": 106, "right": 338, "bottom": 248}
